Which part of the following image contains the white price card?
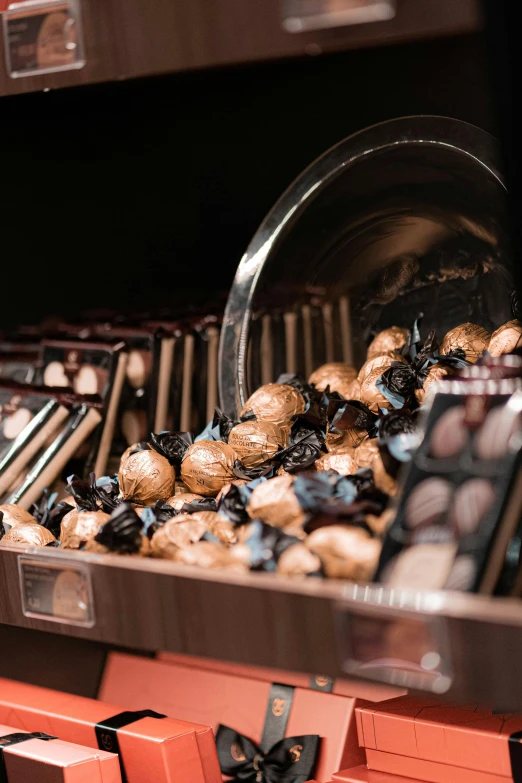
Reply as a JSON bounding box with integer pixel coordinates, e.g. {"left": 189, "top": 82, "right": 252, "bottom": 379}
{"left": 19, "top": 556, "right": 94, "bottom": 627}
{"left": 283, "top": 0, "right": 396, "bottom": 32}
{"left": 3, "top": 0, "right": 85, "bottom": 78}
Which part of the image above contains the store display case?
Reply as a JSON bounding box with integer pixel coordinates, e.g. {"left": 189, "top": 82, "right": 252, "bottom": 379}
{"left": 2, "top": 4, "right": 522, "bottom": 782}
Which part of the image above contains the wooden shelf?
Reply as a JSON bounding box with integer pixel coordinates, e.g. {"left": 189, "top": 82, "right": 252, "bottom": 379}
{"left": 1, "top": 544, "right": 522, "bottom": 711}
{"left": 0, "top": 0, "right": 482, "bottom": 98}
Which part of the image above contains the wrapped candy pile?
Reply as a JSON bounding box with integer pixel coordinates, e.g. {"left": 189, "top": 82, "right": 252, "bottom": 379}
{"left": 0, "top": 318, "right": 519, "bottom": 582}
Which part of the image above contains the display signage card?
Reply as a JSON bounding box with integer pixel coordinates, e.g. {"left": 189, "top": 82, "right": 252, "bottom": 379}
{"left": 18, "top": 556, "right": 95, "bottom": 626}
{"left": 3, "top": 0, "right": 85, "bottom": 77}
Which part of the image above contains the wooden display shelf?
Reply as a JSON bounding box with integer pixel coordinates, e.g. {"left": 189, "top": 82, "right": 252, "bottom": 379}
{"left": 0, "top": 0, "right": 482, "bottom": 98}
{"left": 1, "top": 543, "right": 522, "bottom": 710}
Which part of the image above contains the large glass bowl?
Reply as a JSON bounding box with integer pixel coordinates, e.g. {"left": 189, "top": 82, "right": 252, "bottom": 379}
{"left": 219, "top": 116, "right": 511, "bottom": 416}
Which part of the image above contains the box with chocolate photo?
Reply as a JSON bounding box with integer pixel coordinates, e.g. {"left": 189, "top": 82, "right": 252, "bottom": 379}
{"left": 0, "top": 347, "right": 40, "bottom": 385}
{"left": 0, "top": 396, "right": 103, "bottom": 522}
{"left": 144, "top": 316, "right": 221, "bottom": 435}
{"left": 39, "top": 339, "right": 129, "bottom": 476}
{"left": 376, "top": 370, "right": 522, "bottom": 594}
{"left": 91, "top": 324, "right": 162, "bottom": 447}
{"left": 0, "top": 383, "right": 73, "bottom": 499}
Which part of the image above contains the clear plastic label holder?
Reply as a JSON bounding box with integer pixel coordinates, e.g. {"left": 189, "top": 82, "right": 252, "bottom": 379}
{"left": 282, "top": 0, "right": 396, "bottom": 33}
{"left": 3, "top": 0, "right": 85, "bottom": 78}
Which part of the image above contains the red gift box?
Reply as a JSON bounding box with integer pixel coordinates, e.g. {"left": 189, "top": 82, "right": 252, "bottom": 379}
{"left": 356, "top": 696, "right": 522, "bottom": 780}
{"left": 0, "top": 722, "right": 120, "bottom": 783}
{"left": 0, "top": 676, "right": 221, "bottom": 783}
{"left": 100, "top": 652, "right": 368, "bottom": 782}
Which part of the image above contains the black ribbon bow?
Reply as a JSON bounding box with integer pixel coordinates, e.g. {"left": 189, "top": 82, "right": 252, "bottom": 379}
{"left": 216, "top": 725, "right": 319, "bottom": 783}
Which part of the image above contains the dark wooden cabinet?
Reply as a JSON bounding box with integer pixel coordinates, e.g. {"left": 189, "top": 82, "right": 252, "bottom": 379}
{"left": 0, "top": 0, "right": 482, "bottom": 97}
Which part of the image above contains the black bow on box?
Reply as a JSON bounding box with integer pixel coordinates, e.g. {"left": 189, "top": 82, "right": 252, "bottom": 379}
{"left": 216, "top": 724, "right": 319, "bottom": 783}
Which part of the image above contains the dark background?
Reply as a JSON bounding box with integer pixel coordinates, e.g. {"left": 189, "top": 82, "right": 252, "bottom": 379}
{"left": 1, "top": 30, "right": 495, "bottom": 328}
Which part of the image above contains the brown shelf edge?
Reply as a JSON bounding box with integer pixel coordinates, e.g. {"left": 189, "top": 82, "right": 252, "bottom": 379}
{"left": 1, "top": 544, "right": 522, "bottom": 709}
{"left": 0, "top": 0, "right": 482, "bottom": 99}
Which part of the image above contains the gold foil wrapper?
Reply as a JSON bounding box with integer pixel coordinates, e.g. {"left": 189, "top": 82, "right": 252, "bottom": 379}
{"left": 355, "top": 438, "right": 379, "bottom": 469}
{"left": 181, "top": 440, "right": 237, "bottom": 496}
{"left": 0, "top": 504, "right": 37, "bottom": 530}
{"left": 415, "top": 363, "right": 455, "bottom": 405}
{"left": 367, "top": 327, "right": 409, "bottom": 359}
{"left": 0, "top": 522, "right": 56, "bottom": 547}
{"left": 488, "top": 319, "right": 522, "bottom": 357}
{"left": 326, "top": 424, "right": 366, "bottom": 453}
{"left": 247, "top": 473, "right": 305, "bottom": 528}
{"left": 359, "top": 367, "right": 394, "bottom": 413}
{"left": 228, "top": 420, "right": 286, "bottom": 468}
{"left": 439, "top": 322, "right": 491, "bottom": 363}
{"left": 277, "top": 543, "right": 322, "bottom": 578}
{"left": 240, "top": 383, "right": 305, "bottom": 427}
{"left": 174, "top": 541, "right": 249, "bottom": 573}
{"left": 308, "top": 363, "right": 358, "bottom": 398}
{"left": 372, "top": 453, "right": 398, "bottom": 496}
{"left": 315, "top": 447, "right": 357, "bottom": 476}
{"left": 119, "top": 449, "right": 176, "bottom": 505}
{"left": 167, "top": 492, "right": 204, "bottom": 510}
{"left": 60, "top": 509, "right": 110, "bottom": 549}
{"left": 358, "top": 353, "right": 406, "bottom": 383}
{"left": 306, "top": 525, "right": 381, "bottom": 580}
{"left": 120, "top": 443, "right": 140, "bottom": 464}
{"left": 150, "top": 513, "right": 207, "bottom": 558}
{"left": 190, "top": 510, "right": 237, "bottom": 545}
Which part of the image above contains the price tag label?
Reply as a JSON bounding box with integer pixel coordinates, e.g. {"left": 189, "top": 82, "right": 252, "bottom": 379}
{"left": 334, "top": 601, "right": 452, "bottom": 693}
{"left": 282, "top": 0, "right": 396, "bottom": 33}
{"left": 19, "top": 556, "right": 94, "bottom": 627}
{"left": 3, "top": 0, "right": 85, "bottom": 78}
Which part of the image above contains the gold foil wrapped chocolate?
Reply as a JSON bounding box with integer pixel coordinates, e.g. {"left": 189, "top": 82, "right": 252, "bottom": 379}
{"left": 0, "top": 523, "right": 56, "bottom": 547}
{"left": 0, "top": 504, "right": 37, "bottom": 531}
{"left": 367, "top": 327, "right": 409, "bottom": 359}
{"left": 277, "top": 543, "right": 322, "bottom": 578}
{"left": 488, "top": 320, "right": 522, "bottom": 357}
{"left": 228, "top": 420, "right": 286, "bottom": 468}
{"left": 358, "top": 354, "right": 407, "bottom": 412}
{"left": 325, "top": 423, "right": 366, "bottom": 452}
{"left": 181, "top": 440, "right": 237, "bottom": 496}
{"left": 60, "top": 509, "right": 110, "bottom": 549}
{"left": 247, "top": 473, "right": 305, "bottom": 528}
{"left": 119, "top": 449, "right": 175, "bottom": 506}
{"left": 120, "top": 443, "right": 140, "bottom": 464}
{"left": 415, "top": 363, "right": 455, "bottom": 405}
{"left": 190, "top": 510, "right": 238, "bottom": 545}
{"left": 306, "top": 525, "right": 381, "bottom": 580}
{"left": 355, "top": 437, "right": 379, "bottom": 469}
{"left": 308, "top": 362, "right": 357, "bottom": 398}
{"left": 439, "top": 322, "right": 491, "bottom": 363}
{"left": 166, "top": 492, "right": 204, "bottom": 509}
{"left": 240, "top": 383, "right": 305, "bottom": 427}
{"left": 150, "top": 513, "right": 207, "bottom": 558}
{"left": 358, "top": 353, "right": 406, "bottom": 383}
{"left": 315, "top": 446, "right": 357, "bottom": 476}
{"left": 174, "top": 541, "right": 249, "bottom": 573}
{"left": 359, "top": 367, "right": 395, "bottom": 413}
